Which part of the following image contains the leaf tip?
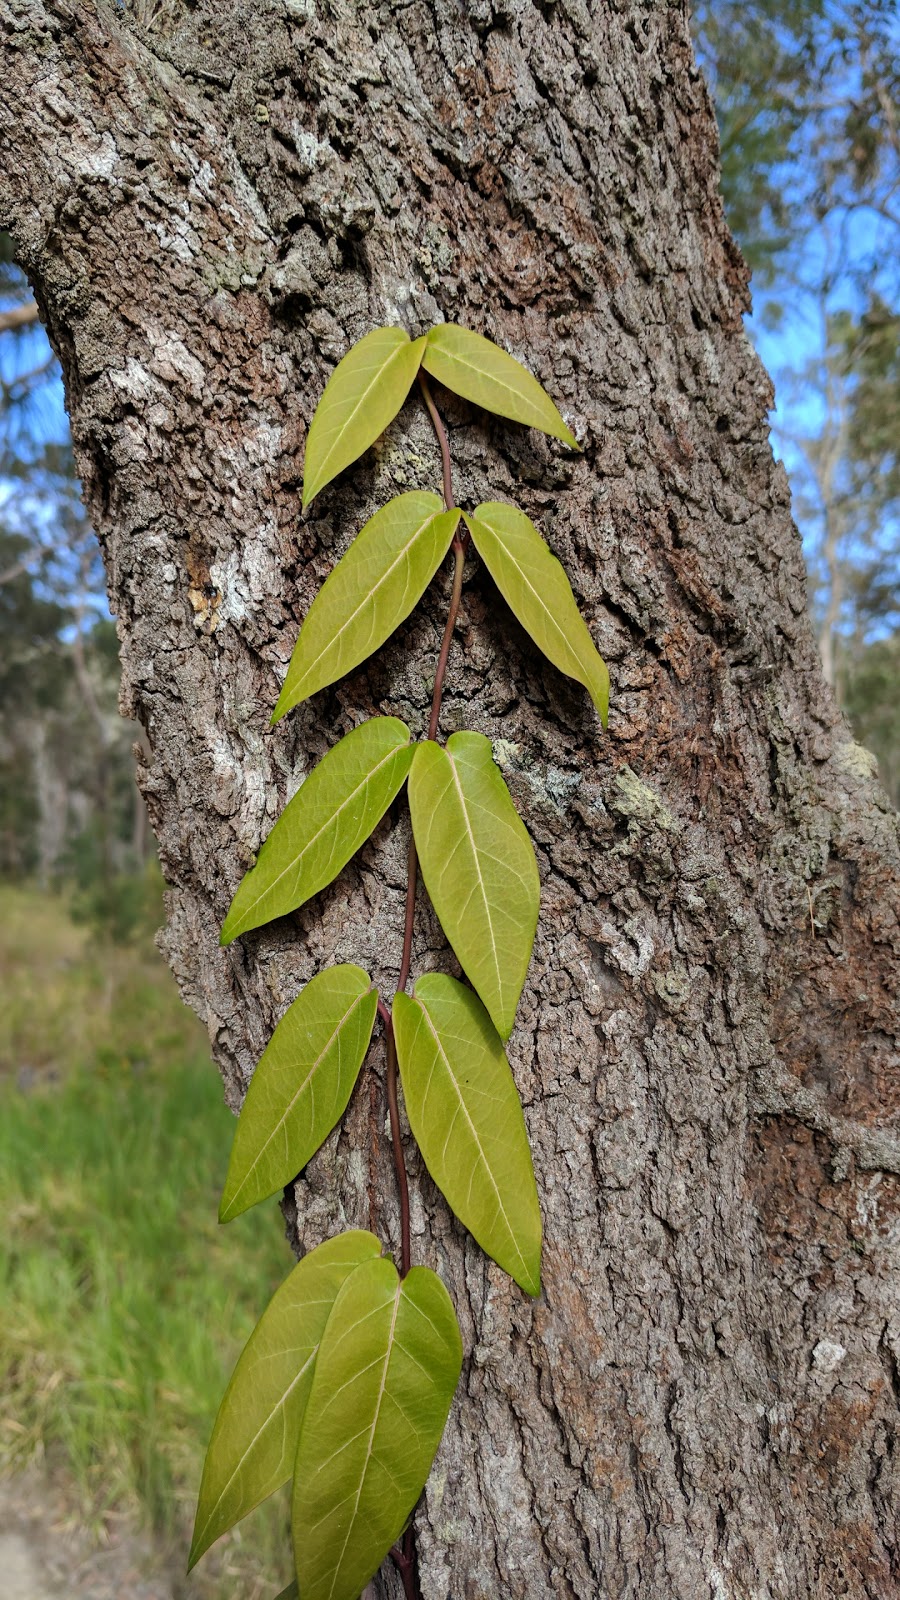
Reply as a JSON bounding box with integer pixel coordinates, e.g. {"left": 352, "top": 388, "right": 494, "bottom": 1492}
{"left": 515, "top": 1247, "right": 542, "bottom": 1298}
{"left": 592, "top": 670, "right": 610, "bottom": 729}
{"left": 186, "top": 1533, "right": 205, "bottom": 1573}
{"left": 494, "top": 1010, "right": 515, "bottom": 1043}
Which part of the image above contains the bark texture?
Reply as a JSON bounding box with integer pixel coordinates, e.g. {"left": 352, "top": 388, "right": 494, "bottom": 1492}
{"left": 2, "top": 3, "right": 899, "bottom": 1595}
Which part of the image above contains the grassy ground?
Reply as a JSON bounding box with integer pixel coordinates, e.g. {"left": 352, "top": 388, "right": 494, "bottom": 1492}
{"left": 0, "top": 884, "right": 295, "bottom": 1597}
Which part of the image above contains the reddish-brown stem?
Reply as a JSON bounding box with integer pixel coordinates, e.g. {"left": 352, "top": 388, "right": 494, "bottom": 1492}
{"left": 384, "top": 1020, "right": 412, "bottom": 1278}
{"left": 390, "top": 1535, "right": 419, "bottom": 1600}
{"left": 397, "top": 831, "right": 418, "bottom": 997}
{"left": 379, "top": 379, "right": 463, "bottom": 1600}
{"left": 418, "top": 369, "right": 454, "bottom": 510}
{"left": 428, "top": 539, "right": 466, "bottom": 743}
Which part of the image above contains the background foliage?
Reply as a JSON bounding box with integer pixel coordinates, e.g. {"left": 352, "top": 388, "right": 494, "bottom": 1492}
{"left": 693, "top": 0, "right": 900, "bottom": 780}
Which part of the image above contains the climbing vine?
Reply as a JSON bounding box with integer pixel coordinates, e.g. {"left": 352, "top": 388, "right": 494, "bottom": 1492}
{"left": 188, "top": 323, "right": 609, "bottom": 1600}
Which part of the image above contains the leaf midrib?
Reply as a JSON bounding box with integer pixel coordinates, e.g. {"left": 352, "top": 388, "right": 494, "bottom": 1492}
{"left": 231, "top": 737, "right": 409, "bottom": 932}
{"left": 428, "top": 338, "right": 545, "bottom": 420}
{"left": 476, "top": 513, "right": 588, "bottom": 678}
{"left": 291, "top": 507, "right": 445, "bottom": 695}
{"left": 193, "top": 1345, "right": 316, "bottom": 1557}
{"left": 415, "top": 1001, "right": 529, "bottom": 1282}
{"left": 310, "top": 337, "right": 415, "bottom": 498}
{"left": 223, "top": 986, "right": 371, "bottom": 1213}
{"left": 327, "top": 1283, "right": 402, "bottom": 1600}
{"left": 443, "top": 749, "right": 505, "bottom": 1014}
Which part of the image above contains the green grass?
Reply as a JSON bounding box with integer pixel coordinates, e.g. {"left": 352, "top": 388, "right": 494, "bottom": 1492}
{"left": 0, "top": 884, "right": 294, "bottom": 1597}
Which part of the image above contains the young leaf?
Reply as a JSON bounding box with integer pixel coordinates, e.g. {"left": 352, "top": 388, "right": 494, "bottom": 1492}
{"left": 394, "top": 974, "right": 541, "bottom": 1295}
{"left": 221, "top": 718, "right": 414, "bottom": 943}
{"left": 422, "top": 322, "right": 578, "bottom": 447}
{"left": 463, "top": 502, "right": 609, "bottom": 725}
{"left": 407, "top": 731, "right": 539, "bottom": 1040}
{"left": 219, "top": 965, "right": 378, "bottom": 1222}
{"left": 273, "top": 493, "right": 461, "bottom": 721}
{"left": 189, "top": 1231, "right": 382, "bottom": 1570}
{"left": 302, "top": 327, "right": 426, "bottom": 508}
{"left": 292, "top": 1257, "right": 462, "bottom": 1600}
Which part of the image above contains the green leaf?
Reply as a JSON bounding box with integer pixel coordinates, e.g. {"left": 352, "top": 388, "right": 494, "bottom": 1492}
{"left": 394, "top": 974, "right": 541, "bottom": 1295}
{"left": 463, "top": 502, "right": 609, "bottom": 725}
{"left": 422, "top": 322, "right": 578, "bottom": 447}
{"left": 273, "top": 1586, "right": 299, "bottom": 1600}
{"left": 273, "top": 493, "right": 460, "bottom": 721}
{"left": 220, "top": 966, "right": 378, "bottom": 1222}
{"left": 291, "top": 1258, "right": 462, "bottom": 1600}
{"left": 221, "top": 718, "right": 414, "bottom": 943}
{"left": 407, "top": 731, "right": 539, "bottom": 1040}
{"left": 303, "top": 327, "right": 426, "bottom": 508}
{"left": 189, "top": 1231, "right": 382, "bottom": 1570}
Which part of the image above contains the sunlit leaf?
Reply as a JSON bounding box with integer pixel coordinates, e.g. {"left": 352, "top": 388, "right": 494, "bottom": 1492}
{"left": 291, "top": 1257, "right": 462, "bottom": 1600}
{"left": 189, "top": 1231, "right": 382, "bottom": 1569}
{"left": 302, "top": 327, "right": 426, "bottom": 508}
{"left": 464, "top": 502, "right": 609, "bottom": 725}
{"left": 221, "top": 718, "right": 414, "bottom": 943}
{"left": 273, "top": 494, "right": 460, "bottom": 721}
{"left": 408, "top": 731, "right": 539, "bottom": 1040}
{"left": 422, "top": 323, "right": 578, "bottom": 447}
{"left": 394, "top": 974, "right": 541, "bottom": 1295}
{"left": 220, "top": 966, "right": 378, "bottom": 1222}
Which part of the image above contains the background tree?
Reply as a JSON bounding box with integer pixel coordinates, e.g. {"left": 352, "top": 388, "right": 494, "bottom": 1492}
{"left": 1, "top": 231, "right": 151, "bottom": 925}
{"left": 1, "top": 4, "right": 899, "bottom": 1598}
{"left": 693, "top": 0, "right": 900, "bottom": 795}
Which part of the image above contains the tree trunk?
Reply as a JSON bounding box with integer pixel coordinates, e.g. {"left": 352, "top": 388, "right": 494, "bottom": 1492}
{"left": 2, "top": 4, "right": 898, "bottom": 1596}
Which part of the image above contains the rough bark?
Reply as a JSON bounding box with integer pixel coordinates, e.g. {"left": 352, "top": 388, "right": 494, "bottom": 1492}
{"left": 2, "top": 3, "right": 898, "bottom": 1596}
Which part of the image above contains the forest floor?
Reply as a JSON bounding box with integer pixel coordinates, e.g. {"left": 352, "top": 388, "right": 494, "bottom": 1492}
{"left": 0, "top": 885, "right": 294, "bottom": 1600}
{"left": 0, "top": 1472, "right": 175, "bottom": 1600}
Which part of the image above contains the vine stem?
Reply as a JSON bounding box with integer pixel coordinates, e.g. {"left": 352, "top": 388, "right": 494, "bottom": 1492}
{"left": 379, "top": 375, "right": 464, "bottom": 1599}
{"left": 418, "top": 369, "right": 455, "bottom": 510}
{"left": 383, "top": 535, "right": 465, "bottom": 1280}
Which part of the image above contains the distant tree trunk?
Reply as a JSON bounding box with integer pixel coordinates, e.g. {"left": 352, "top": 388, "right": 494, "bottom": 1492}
{"left": 25, "top": 718, "right": 66, "bottom": 887}
{"left": 3, "top": 4, "right": 898, "bottom": 1596}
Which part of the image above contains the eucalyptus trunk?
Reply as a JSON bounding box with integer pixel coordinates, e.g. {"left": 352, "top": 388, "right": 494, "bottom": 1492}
{"left": 2, "top": 3, "right": 898, "bottom": 1596}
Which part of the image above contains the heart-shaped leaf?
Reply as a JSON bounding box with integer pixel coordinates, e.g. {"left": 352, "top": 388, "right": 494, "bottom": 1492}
{"left": 422, "top": 323, "right": 578, "bottom": 447}
{"left": 220, "top": 965, "right": 378, "bottom": 1222}
{"left": 464, "top": 502, "right": 609, "bottom": 725}
{"left": 303, "top": 327, "right": 426, "bottom": 508}
{"left": 292, "top": 1257, "right": 462, "bottom": 1600}
{"left": 221, "top": 718, "right": 414, "bottom": 943}
{"left": 408, "top": 731, "right": 539, "bottom": 1040}
{"left": 394, "top": 974, "right": 541, "bottom": 1295}
{"left": 273, "top": 493, "right": 460, "bottom": 721}
{"left": 189, "top": 1231, "right": 382, "bottom": 1570}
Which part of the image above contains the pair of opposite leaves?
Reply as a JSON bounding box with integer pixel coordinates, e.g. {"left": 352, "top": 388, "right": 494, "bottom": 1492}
{"left": 222, "top": 718, "right": 538, "bottom": 1039}
{"left": 190, "top": 1229, "right": 463, "bottom": 1600}
{"left": 301, "top": 320, "right": 578, "bottom": 512}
